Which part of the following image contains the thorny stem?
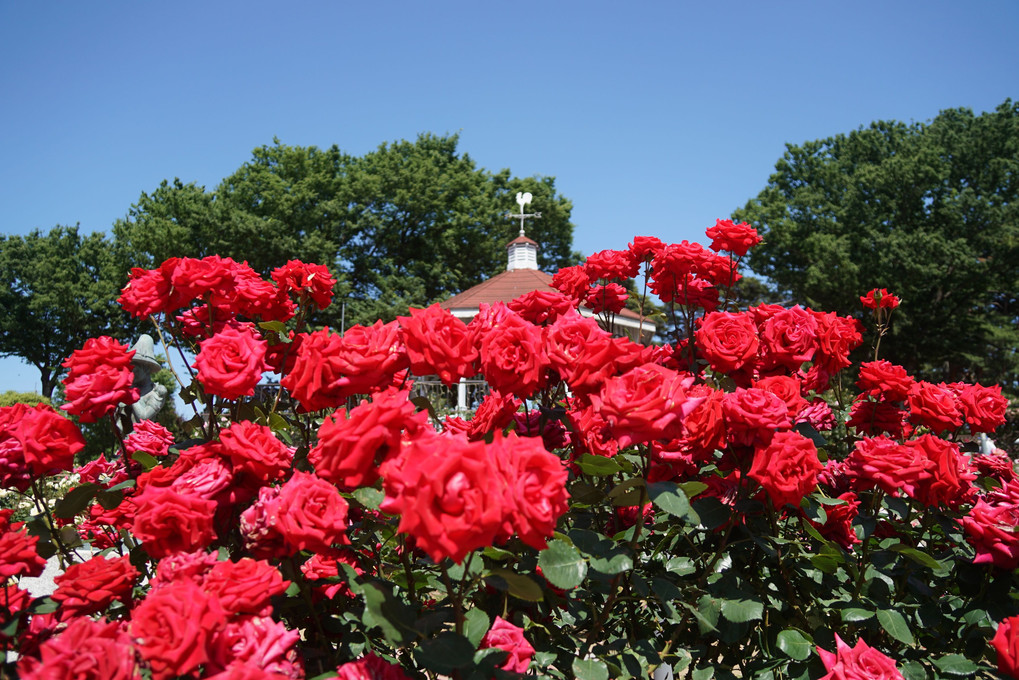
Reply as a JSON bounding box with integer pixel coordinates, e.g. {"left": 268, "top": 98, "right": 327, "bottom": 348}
{"left": 29, "top": 478, "right": 73, "bottom": 569}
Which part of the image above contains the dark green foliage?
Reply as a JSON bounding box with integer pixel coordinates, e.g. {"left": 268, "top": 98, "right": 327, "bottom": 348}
{"left": 736, "top": 100, "right": 1019, "bottom": 393}
{"left": 0, "top": 226, "right": 139, "bottom": 399}
{"left": 114, "top": 133, "right": 580, "bottom": 329}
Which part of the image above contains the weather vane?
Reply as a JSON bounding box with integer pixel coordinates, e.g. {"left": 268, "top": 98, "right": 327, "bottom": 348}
{"left": 508, "top": 192, "right": 541, "bottom": 237}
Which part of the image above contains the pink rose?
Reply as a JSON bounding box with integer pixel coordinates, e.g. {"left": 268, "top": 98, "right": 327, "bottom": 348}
{"left": 481, "top": 616, "right": 535, "bottom": 673}
{"left": 817, "top": 634, "right": 903, "bottom": 680}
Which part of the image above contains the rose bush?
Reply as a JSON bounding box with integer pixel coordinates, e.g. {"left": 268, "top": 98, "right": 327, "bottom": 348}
{"left": 1, "top": 224, "right": 1016, "bottom": 680}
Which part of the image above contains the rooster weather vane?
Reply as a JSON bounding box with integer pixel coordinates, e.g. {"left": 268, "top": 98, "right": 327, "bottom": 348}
{"left": 508, "top": 192, "right": 541, "bottom": 237}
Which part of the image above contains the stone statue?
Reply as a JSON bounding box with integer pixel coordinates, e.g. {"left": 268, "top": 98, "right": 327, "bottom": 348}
{"left": 120, "top": 334, "right": 169, "bottom": 429}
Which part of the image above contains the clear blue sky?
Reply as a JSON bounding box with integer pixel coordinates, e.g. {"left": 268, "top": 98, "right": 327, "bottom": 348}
{"left": 1, "top": 0, "right": 1017, "bottom": 394}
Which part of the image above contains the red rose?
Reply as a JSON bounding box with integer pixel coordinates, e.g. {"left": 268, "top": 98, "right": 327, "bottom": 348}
{"left": 124, "top": 419, "right": 174, "bottom": 458}
{"left": 584, "top": 282, "right": 630, "bottom": 314}
{"left": 844, "top": 436, "right": 933, "bottom": 497}
{"left": 812, "top": 492, "right": 861, "bottom": 550}
{"left": 551, "top": 265, "right": 592, "bottom": 300}
{"left": 722, "top": 388, "right": 790, "bottom": 448}
{"left": 860, "top": 288, "right": 900, "bottom": 310}
{"left": 239, "top": 486, "right": 288, "bottom": 560}
{"left": 203, "top": 558, "right": 289, "bottom": 617}
{"left": 381, "top": 433, "right": 504, "bottom": 563}
{"left": 748, "top": 430, "right": 822, "bottom": 508}
{"left": 207, "top": 616, "right": 302, "bottom": 677}
{"left": 857, "top": 361, "right": 915, "bottom": 401}
{"left": 759, "top": 305, "right": 818, "bottom": 371}
{"left": 847, "top": 396, "right": 910, "bottom": 438}
{"left": 755, "top": 375, "right": 809, "bottom": 420}
{"left": 132, "top": 487, "right": 218, "bottom": 558}
{"left": 282, "top": 321, "right": 409, "bottom": 412}
{"left": 1, "top": 403, "right": 85, "bottom": 477}
{"left": 545, "top": 312, "right": 622, "bottom": 396}
{"left": 272, "top": 471, "right": 350, "bottom": 554}
{"left": 817, "top": 634, "right": 903, "bottom": 680}
{"left": 908, "top": 435, "right": 975, "bottom": 508}
{"left": 705, "top": 218, "right": 761, "bottom": 257}
{"left": 131, "top": 580, "right": 227, "bottom": 680}
{"left": 119, "top": 263, "right": 176, "bottom": 318}
{"left": 309, "top": 388, "right": 425, "bottom": 489}
{"left": 61, "top": 336, "right": 140, "bottom": 423}
{"left": 956, "top": 382, "right": 1009, "bottom": 434}
{"left": 813, "top": 311, "right": 863, "bottom": 373}
{"left": 218, "top": 421, "right": 294, "bottom": 485}
{"left": 678, "top": 385, "right": 727, "bottom": 456}
{"left": 695, "top": 311, "right": 760, "bottom": 375}
{"left": 993, "top": 615, "right": 1019, "bottom": 679}
{"left": 477, "top": 310, "right": 549, "bottom": 398}
{"left": 0, "top": 522, "right": 46, "bottom": 580}
{"left": 17, "top": 617, "right": 140, "bottom": 680}
{"left": 961, "top": 500, "right": 1019, "bottom": 569}
{"left": 465, "top": 390, "right": 521, "bottom": 441}
{"left": 584, "top": 248, "right": 639, "bottom": 280}
{"left": 151, "top": 549, "right": 220, "bottom": 588}
{"left": 567, "top": 404, "right": 620, "bottom": 458}
{"left": 509, "top": 288, "right": 576, "bottom": 325}
{"left": 398, "top": 304, "right": 478, "bottom": 385}
{"left": 492, "top": 432, "right": 570, "bottom": 550}
{"left": 194, "top": 324, "right": 270, "bottom": 401}
{"left": 908, "top": 381, "right": 963, "bottom": 433}
{"left": 271, "top": 259, "right": 336, "bottom": 310}
{"left": 52, "top": 554, "right": 139, "bottom": 616}
{"left": 336, "top": 654, "right": 412, "bottom": 680}
{"left": 591, "top": 364, "right": 702, "bottom": 448}
{"left": 480, "top": 616, "right": 536, "bottom": 673}
{"left": 628, "top": 235, "right": 664, "bottom": 262}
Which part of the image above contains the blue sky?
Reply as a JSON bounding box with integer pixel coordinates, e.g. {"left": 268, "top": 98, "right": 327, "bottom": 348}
{"left": 1, "top": 1, "right": 1017, "bottom": 394}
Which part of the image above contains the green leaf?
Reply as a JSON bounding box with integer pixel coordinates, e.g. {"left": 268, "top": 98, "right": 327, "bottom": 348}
{"left": 691, "top": 667, "right": 714, "bottom": 680}
{"left": 793, "top": 421, "right": 827, "bottom": 447}
{"left": 131, "top": 450, "right": 159, "bottom": 471}
{"left": 482, "top": 545, "right": 516, "bottom": 561}
{"left": 648, "top": 481, "right": 699, "bottom": 523}
{"left": 608, "top": 477, "right": 647, "bottom": 506}
{"left": 360, "top": 583, "right": 414, "bottom": 645}
{"left": 933, "top": 654, "right": 979, "bottom": 676}
{"left": 776, "top": 628, "right": 813, "bottom": 661}
{"left": 877, "top": 608, "right": 914, "bottom": 646}
{"left": 576, "top": 453, "right": 623, "bottom": 477}
{"left": 840, "top": 607, "right": 874, "bottom": 622}
{"left": 463, "top": 608, "right": 490, "bottom": 647}
{"left": 538, "top": 539, "right": 587, "bottom": 590}
{"left": 96, "top": 488, "right": 124, "bottom": 510}
{"left": 720, "top": 598, "right": 764, "bottom": 623}
{"left": 413, "top": 631, "right": 475, "bottom": 674}
{"left": 53, "top": 482, "right": 100, "bottom": 518}
{"left": 888, "top": 543, "right": 947, "bottom": 573}
{"left": 589, "top": 549, "right": 633, "bottom": 576}
{"left": 573, "top": 658, "right": 610, "bottom": 680}
{"left": 679, "top": 481, "right": 709, "bottom": 498}
{"left": 665, "top": 556, "right": 696, "bottom": 576}
{"left": 900, "top": 660, "right": 928, "bottom": 680}
{"left": 352, "top": 486, "right": 383, "bottom": 510}
{"left": 258, "top": 320, "right": 290, "bottom": 334}
{"left": 691, "top": 496, "right": 730, "bottom": 530}
{"left": 487, "top": 569, "right": 544, "bottom": 602}
{"left": 33, "top": 598, "right": 59, "bottom": 614}
{"left": 409, "top": 395, "right": 439, "bottom": 423}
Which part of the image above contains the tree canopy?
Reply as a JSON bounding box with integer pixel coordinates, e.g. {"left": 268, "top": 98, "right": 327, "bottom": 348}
{"left": 0, "top": 226, "right": 137, "bottom": 399}
{"left": 114, "top": 133, "right": 579, "bottom": 327}
{"left": 735, "top": 100, "right": 1019, "bottom": 392}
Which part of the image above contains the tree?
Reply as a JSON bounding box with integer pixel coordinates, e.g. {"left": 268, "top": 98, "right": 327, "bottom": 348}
{"left": 735, "top": 100, "right": 1019, "bottom": 392}
{"left": 115, "top": 133, "right": 580, "bottom": 329}
{"left": 0, "top": 226, "right": 138, "bottom": 399}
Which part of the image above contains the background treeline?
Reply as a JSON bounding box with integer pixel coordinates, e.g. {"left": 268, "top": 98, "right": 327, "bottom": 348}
{"left": 2, "top": 101, "right": 1018, "bottom": 404}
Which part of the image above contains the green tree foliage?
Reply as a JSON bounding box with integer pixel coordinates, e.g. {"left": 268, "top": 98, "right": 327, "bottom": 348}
{"left": 0, "top": 391, "right": 51, "bottom": 408}
{"left": 114, "top": 133, "right": 579, "bottom": 328}
{"left": 736, "top": 100, "right": 1019, "bottom": 391}
{"left": 0, "top": 226, "right": 138, "bottom": 399}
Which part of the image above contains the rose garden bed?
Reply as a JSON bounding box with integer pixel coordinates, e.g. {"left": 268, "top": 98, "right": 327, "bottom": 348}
{"left": 1, "top": 220, "right": 1017, "bottom": 679}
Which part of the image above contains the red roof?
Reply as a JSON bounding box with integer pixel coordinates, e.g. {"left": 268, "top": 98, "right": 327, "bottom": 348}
{"left": 506, "top": 235, "right": 539, "bottom": 247}
{"left": 440, "top": 268, "right": 554, "bottom": 310}
{"left": 439, "top": 267, "right": 644, "bottom": 321}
